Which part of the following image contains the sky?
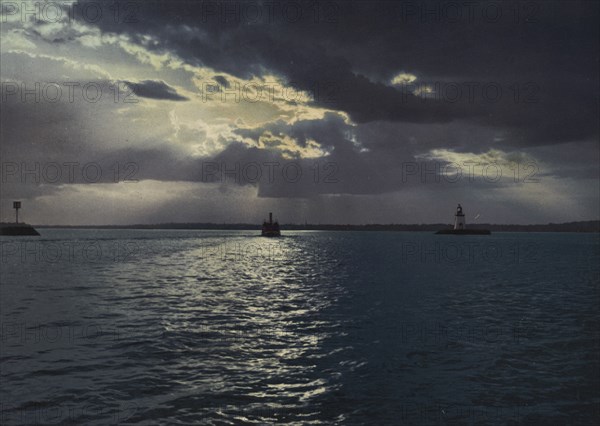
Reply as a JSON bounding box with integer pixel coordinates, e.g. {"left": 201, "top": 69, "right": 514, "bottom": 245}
{"left": 0, "top": 0, "right": 598, "bottom": 225}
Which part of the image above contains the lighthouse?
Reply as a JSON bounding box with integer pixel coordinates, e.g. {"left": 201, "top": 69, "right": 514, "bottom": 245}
{"left": 436, "top": 204, "right": 490, "bottom": 235}
{"left": 454, "top": 204, "right": 466, "bottom": 230}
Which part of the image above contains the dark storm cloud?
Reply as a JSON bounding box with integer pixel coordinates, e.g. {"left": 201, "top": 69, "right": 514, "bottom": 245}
{"left": 234, "top": 112, "right": 350, "bottom": 151}
{"left": 123, "top": 80, "right": 188, "bottom": 101}
{"left": 0, "top": 91, "right": 515, "bottom": 200}
{"left": 3, "top": 0, "right": 598, "bottom": 224}
{"left": 74, "top": 0, "right": 599, "bottom": 146}
{"left": 0, "top": 80, "right": 593, "bottom": 200}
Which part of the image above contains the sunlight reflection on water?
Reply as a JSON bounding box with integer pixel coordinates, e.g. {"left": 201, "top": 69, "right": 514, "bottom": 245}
{"left": 1, "top": 230, "right": 598, "bottom": 424}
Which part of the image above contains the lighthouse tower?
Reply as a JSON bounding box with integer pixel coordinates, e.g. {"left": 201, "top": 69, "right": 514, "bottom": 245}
{"left": 454, "top": 204, "right": 466, "bottom": 230}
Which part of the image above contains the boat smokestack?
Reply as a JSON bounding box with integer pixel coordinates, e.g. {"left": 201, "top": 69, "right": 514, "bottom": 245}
{"left": 269, "top": 212, "right": 273, "bottom": 224}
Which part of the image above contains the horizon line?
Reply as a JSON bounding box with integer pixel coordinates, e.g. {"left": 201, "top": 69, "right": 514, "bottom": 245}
{"left": 20, "top": 219, "right": 600, "bottom": 228}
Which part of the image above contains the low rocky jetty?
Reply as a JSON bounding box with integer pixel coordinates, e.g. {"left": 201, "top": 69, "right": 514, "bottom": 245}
{"left": 435, "top": 229, "right": 491, "bottom": 235}
{"left": 0, "top": 223, "right": 40, "bottom": 236}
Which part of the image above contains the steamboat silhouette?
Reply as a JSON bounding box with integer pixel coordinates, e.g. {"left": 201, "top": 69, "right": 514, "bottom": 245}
{"left": 261, "top": 212, "right": 281, "bottom": 237}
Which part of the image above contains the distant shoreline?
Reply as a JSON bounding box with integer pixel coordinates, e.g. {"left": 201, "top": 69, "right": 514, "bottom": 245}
{"left": 25, "top": 221, "right": 600, "bottom": 233}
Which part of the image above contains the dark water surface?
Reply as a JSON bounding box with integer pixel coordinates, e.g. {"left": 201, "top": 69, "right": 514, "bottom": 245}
{"left": 1, "top": 230, "right": 598, "bottom": 424}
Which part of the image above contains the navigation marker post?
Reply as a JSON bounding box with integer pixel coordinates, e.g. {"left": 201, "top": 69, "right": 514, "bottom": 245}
{"left": 13, "top": 201, "right": 21, "bottom": 224}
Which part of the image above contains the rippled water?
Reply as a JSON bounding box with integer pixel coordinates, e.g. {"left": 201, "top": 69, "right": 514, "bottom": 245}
{"left": 1, "top": 230, "right": 598, "bottom": 424}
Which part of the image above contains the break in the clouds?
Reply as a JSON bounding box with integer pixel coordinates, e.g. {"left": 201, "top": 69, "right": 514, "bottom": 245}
{"left": 124, "top": 80, "right": 189, "bottom": 101}
{"left": 0, "top": 0, "right": 598, "bottom": 225}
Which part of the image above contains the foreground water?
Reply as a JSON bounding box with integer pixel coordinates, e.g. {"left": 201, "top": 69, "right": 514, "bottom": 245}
{"left": 1, "top": 230, "right": 598, "bottom": 425}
